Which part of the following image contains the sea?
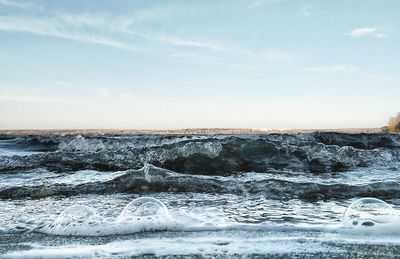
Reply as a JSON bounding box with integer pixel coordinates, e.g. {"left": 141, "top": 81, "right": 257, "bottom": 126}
{"left": 1, "top": 132, "right": 400, "bottom": 258}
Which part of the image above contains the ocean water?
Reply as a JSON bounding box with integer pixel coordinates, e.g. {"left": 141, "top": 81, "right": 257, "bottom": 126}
{"left": 0, "top": 133, "right": 400, "bottom": 258}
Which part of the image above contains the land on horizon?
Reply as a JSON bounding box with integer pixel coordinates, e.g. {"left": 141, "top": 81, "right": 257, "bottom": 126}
{"left": 0, "top": 127, "right": 384, "bottom": 136}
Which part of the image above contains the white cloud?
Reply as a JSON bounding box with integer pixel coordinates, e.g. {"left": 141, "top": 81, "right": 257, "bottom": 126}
{"left": 306, "top": 65, "right": 359, "bottom": 73}
{"left": 346, "top": 27, "right": 387, "bottom": 38}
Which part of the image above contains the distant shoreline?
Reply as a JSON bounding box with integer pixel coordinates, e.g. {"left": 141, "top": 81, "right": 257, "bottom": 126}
{"left": 0, "top": 128, "right": 384, "bottom": 136}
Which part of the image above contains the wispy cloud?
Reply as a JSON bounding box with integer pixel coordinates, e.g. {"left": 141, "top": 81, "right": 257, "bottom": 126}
{"left": 94, "top": 87, "right": 111, "bottom": 97}
{"left": 58, "top": 13, "right": 111, "bottom": 28}
{"left": 245, "top": 0, "right": 284, "bottom": 10}
{"left": 0, "top": 3, "right": 296, "bottom": 73}
{"left": 144, "top": 31, "right": 289, "bottom": 62}
{"left": 364, "top": 73, "right": 398, "bottom": 81}
{"left": 119, "top": 93, "right": 133, "bottom": 98}
{"left": 149, "top": 34, "right": 227, "bottom": 52}
{"left": 0, "top": 85, "right": 82, "bottom": 104}
{"left": 346, "top": 27, "right": 387, "bottom": 38}
{"left": 0, "top": 16, "right": 143, "bottom": 52}
{"left": 196, "top": 88, "right": 215, "bottom": 95}
{"left": 0, "top": 14, "right": 227, "bottom": 56}
{"left": 0, "top": 0, "right": 42, "bottom": 10}
{"left": 0, "top": 89, "right": 73, "bottom": 103}
{"left": 306, "top": 65, "right": 359, "bottom": 73}
{"left": 263, "top": 51, "right": 295, "bottom": 63}
{"left": 300, "top": 4, "right": 312, "bottom": 17}
{"left": 55, "top": 81, "right": 72, "bottom": 88}
{"left": 0, "top": 94, "right": 61, "bottom": 103}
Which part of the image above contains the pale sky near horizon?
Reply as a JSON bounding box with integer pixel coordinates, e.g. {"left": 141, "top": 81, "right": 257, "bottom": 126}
{"left": 0, "top": 0, "right": 399, "bottom": 130}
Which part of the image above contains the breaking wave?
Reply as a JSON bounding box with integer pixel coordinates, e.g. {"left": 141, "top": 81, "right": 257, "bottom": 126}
{"left": 1, "top": 133, "right": 399, "bottom": 175}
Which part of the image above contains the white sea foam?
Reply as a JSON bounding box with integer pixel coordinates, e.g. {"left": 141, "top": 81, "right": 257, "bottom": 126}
{"left": 41, "top": 197, "right": 177, "bottom": 236}
{"left": 38, "top": 197, "right": 400, "bottom": 237}
{"left": 3, "top": 235, "right": 342, "bottom": 258}
{"left": 6, "top": 197, "right": 400, "bottom": 258}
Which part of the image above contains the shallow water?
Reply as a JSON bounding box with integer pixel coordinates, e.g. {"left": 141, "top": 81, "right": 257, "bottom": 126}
{"left": 1, "top": 133, "right": 400, "bottom": 257}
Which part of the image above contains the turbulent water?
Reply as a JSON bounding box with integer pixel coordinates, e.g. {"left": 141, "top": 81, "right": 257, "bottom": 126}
{"left": 1, "top": 132, "right": 400, "bottom": 258}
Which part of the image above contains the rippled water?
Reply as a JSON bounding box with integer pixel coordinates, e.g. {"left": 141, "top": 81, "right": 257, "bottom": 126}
{"left": 1, "top": 133, "right": 400, "bottom": 258}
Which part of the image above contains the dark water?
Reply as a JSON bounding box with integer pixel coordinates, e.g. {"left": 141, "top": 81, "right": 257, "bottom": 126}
{"left": 1, "top": 133, "right": 400, "bottom": 258}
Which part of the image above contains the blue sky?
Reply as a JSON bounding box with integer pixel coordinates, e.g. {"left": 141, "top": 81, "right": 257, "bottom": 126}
{"left": 0, "top": 0, "right": 399, "bottom": 129}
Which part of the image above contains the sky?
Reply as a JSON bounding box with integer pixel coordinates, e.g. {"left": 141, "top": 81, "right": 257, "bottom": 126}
{"left": 0, "top": 0, "right": 399, "bottom": 130}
